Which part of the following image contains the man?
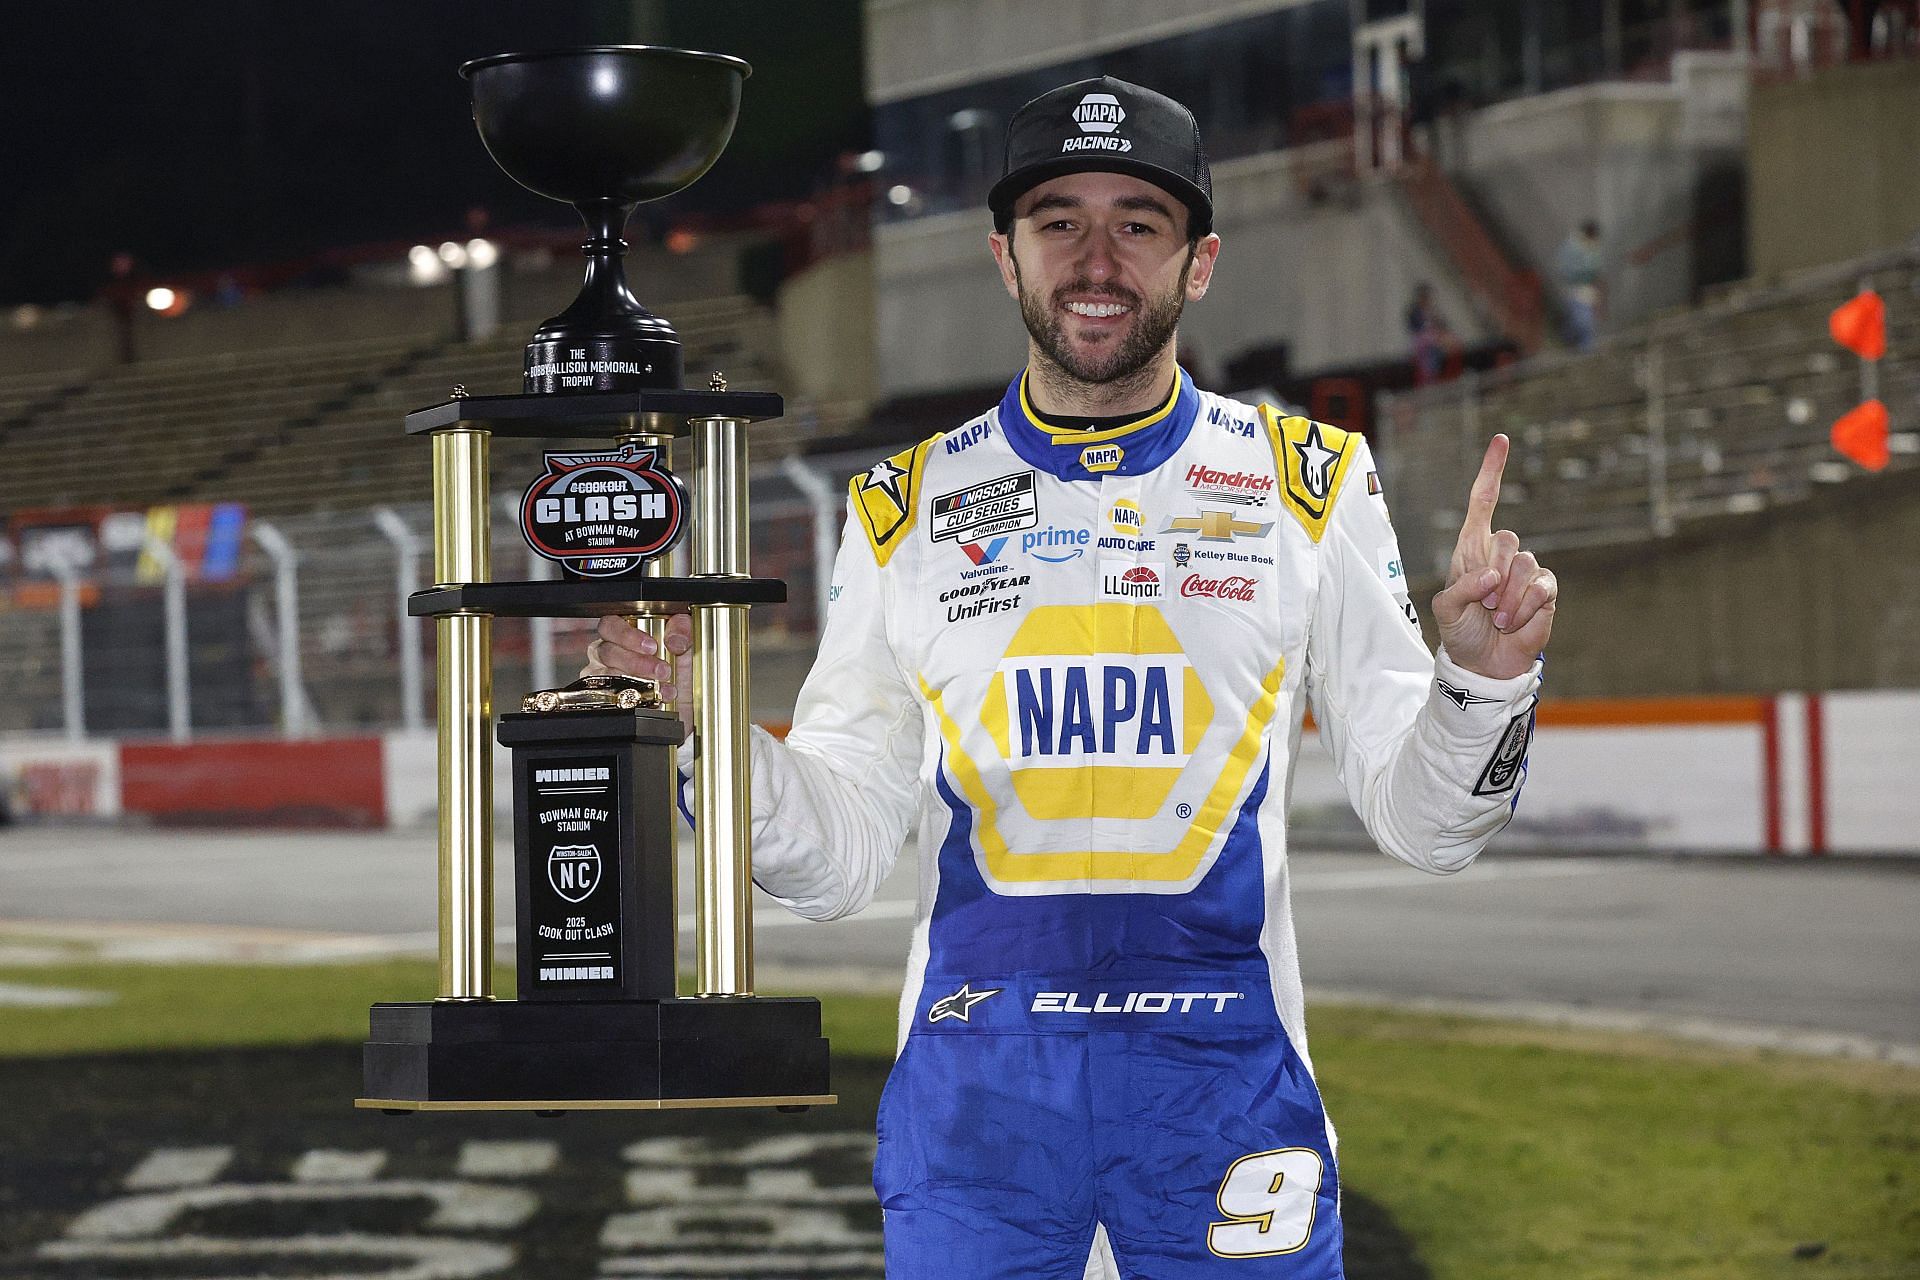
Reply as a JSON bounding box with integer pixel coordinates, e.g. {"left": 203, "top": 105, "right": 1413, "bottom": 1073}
{"left": 1557, "top": 219, "right": 1606, "bottom": 352}
{"left": 589, "top": 76, "right": 1556, "bottom": 1279}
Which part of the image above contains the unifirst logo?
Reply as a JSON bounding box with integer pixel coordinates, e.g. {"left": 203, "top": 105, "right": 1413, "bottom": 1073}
{"left": 1072, "top": 93, "right": 1125, "bottom": 133}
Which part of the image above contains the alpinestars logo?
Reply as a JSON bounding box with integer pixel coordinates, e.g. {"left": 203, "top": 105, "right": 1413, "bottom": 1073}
{"left": 859, "top": 458, "right": 910, "bottom": 510}
{"left": 928, "top": 982, "right": 1001, "bottom": 1023}
{"left": 1292, "top": 421, "right": 1343, "bottom": 502}
{"left": 1436, "top": 678, "right": 1500, "bottom": 710}
{"left": 1064, "top": 92, "right": 1132, "bottom": 154}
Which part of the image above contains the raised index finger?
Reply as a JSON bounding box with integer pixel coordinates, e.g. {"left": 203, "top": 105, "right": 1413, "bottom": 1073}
{"left": 1456, "top": 433, "right": 1510, "bottom": 551}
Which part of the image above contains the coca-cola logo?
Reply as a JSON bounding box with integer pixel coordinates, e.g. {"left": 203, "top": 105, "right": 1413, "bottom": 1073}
{"left": 1181, "top": 574, "right": 1257, "bottom": 602}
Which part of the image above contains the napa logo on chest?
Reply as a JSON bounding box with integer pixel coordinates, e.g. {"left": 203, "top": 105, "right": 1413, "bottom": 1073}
{"left": 1004, "top": 656, "right": 1186, "bottom": 766}
{"left": 520, "top": 444, "right": 686, "bottom": 579}
{"left": 972, "top": 604, "right": 1214, "bottom": 823}
{"left": 1080, "top": 443, "right": 1124, "bottom": 473}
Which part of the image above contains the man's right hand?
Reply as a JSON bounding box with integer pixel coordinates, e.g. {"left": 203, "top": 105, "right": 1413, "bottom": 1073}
{"left": 585, "top": 613, "right": 692, "bottom": 718}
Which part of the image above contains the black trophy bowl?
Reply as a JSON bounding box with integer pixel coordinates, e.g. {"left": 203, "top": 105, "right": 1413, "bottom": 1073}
{"left": 461, "top": 46, "right": 752, "bottom": 393}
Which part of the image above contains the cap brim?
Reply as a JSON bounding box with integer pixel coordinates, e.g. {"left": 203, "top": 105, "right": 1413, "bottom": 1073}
{"left": 989, "top": 156, "right": 1212, "bottom": 237}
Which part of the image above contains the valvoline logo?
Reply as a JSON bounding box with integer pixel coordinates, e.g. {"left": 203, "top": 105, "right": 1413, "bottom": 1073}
{"left": 963, "top": 537, "right": 1008, "bottom": 566}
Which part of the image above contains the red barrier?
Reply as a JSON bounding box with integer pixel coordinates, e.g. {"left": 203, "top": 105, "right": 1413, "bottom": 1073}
{"left": 120, "top": 738, "right": 385, "bottom": 828}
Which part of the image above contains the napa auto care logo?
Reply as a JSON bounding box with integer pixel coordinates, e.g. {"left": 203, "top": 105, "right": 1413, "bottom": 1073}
{"left": 1181, "top": 574, "right": 1257, "bottom": 603}
{"left": 521, "top": 444, "right": 686, "bottom": 579}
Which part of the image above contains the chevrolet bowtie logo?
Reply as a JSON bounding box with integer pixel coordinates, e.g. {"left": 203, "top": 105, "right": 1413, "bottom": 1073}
{"left": 927, "top": 982, "right": 1002, "bottom": 1023}
{"left": 1162, "top": 510, "right": 1274, "bottom": 542}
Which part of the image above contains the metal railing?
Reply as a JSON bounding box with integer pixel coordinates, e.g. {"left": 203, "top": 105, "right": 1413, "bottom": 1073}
{"left": 1376, "top": 243, "right": 1918, "bottom": 586}
{"left": 0, "top": 451, "right": 875, "bottom": 740}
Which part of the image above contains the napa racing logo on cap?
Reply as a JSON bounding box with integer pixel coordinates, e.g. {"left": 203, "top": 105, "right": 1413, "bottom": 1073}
{"left": 521, "top": 445, "right": 685, "bottom": 578}
{"left": 1064, "top": 92, "right": 1132, "bottom": 153}
{"left": 1080, "top": 443, "right": 1124, "bottom": 473}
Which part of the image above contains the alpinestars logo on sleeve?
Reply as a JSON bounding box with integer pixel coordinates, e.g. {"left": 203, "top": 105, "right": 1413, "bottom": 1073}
{"left": 928, "top": 982, "right": 1002, "bottom": 1023}
{"left": 1292, "top": 421, "right": 1342, "bottom": 502}
{"left": 1437, "top": 678, "right": 1500, "bottom": 710}
{"left": 860, "top": 458, "right": 910, "bottom": 510}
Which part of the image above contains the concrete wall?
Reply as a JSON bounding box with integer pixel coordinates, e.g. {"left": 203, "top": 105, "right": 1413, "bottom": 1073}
{"left": 1494, "top": 469, "right": 1920, "bottom": 697}
{"left": 1749, "top": 59, "right": 1920, "bottom": 278}
{"left": 776, "top": 252, "right": 878, "bottom": 415}
{"left": 867, "top": 0, "right": 1309, "bottom": 101}
{"left": 1449, "top": 52, "right": 1749, "bottom": 335}
{"left": 873, "top": 145, "right": 1489, "bottom": 398}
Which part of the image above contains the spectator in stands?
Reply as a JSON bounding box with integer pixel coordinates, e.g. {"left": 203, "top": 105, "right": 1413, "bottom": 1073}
{"left": 1556, "top": 220, "right": 1606, "bottom": 352}
{"left": 1407, "top": 281, "right": 1451, "bottom": 385}
{"left": 103, "top": 251, "right": 141, "bottom": 364}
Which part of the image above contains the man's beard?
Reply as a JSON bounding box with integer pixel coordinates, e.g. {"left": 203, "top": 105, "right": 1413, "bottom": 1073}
{"left": 1016, "top": 260, "right": 1189, "bottom": 390}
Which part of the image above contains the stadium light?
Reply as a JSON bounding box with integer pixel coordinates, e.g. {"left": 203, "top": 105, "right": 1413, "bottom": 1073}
{"left": 887, "top": 184, "right": 914, "bottom": 206}
{"left": 851, "top": 149, "right": 885, "bottom": 173}
{"left": 145, "top": 287, "right": 177, "bottom": 312}
{"left": 465, "top": 237, "right": 499, "bottom": 270}
{"left": 438, "top": 240, "right": 470, "bottom": 269}
{"left": 408, "top": 243, "right": 448, "bottom": 285}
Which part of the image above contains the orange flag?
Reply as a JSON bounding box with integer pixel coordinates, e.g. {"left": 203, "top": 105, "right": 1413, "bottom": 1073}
{"left": 1831, "top": 399, "right": 1889, "bottom": 471}
{"left": 1829, "top": 290, "right": 1886, "bottom": 361}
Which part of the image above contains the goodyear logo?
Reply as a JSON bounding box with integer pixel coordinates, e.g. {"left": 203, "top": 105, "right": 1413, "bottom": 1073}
{"left": 1081, "top": 443, "right": 1124, "bottom": 473}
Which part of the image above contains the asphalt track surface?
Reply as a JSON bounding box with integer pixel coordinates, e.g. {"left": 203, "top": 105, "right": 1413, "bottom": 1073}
{"left": 0, "top": 827, "right": 1915, "bottom": 1055}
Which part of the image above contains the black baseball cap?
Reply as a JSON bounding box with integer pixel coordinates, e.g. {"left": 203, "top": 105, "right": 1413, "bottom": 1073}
{"left": 988, "top": 75, "right": 1213, "bottom": 238}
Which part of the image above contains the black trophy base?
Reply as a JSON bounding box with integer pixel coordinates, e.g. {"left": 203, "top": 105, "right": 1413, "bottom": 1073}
{"left": 524, "top": 333, "right": 683, "bottom": 394}
{"left": 358, "top": 996, "right": 833, "bottom": 1112}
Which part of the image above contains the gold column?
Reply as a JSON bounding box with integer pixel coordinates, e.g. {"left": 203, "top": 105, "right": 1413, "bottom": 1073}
{"left": 689, "top": 408, "right": 753, "bottom": 997}
{"left": 618, "top": 428, "right": 678, "bottom": 968}
{"left": 432, "top": 428, "right": 493, "bottom": 1001}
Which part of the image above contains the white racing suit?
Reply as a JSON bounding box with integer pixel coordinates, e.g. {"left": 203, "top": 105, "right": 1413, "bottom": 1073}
{"left": 723, "top": 368, "right": 1539, "bottom": 1277}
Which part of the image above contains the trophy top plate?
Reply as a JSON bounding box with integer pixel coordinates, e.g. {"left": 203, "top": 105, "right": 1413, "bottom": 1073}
{"left": 404, "top": 389, "right": 785, "bottom": 437}
{"left": 459, "top": 44, "right": 752, "bottom": 80}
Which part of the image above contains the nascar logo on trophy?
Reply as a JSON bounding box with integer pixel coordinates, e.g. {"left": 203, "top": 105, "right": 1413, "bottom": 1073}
{"left": 357, "top": 45, "right": 832, "bottom": 1114}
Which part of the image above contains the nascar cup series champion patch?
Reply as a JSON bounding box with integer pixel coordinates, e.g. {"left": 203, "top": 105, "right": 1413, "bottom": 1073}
{"left": 520, "top": 444, "right": 686, "bottom": 579}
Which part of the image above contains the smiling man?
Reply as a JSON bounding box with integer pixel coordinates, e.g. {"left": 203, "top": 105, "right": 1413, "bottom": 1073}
{"left": 589, "top": 76, "right": 1558, "bottom": 1279}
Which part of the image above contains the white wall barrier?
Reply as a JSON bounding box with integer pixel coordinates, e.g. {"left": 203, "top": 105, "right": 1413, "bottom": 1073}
{"left": 2, "top": 692, "right": 1915, "bottom": 853}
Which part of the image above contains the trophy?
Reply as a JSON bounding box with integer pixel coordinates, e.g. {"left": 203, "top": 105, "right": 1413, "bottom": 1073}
{"left": 358, "top": 46, "right": 832, "bottom": 1113}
